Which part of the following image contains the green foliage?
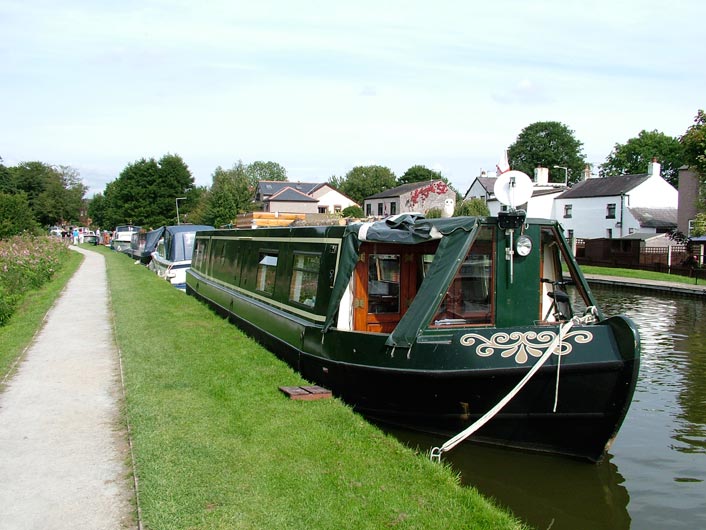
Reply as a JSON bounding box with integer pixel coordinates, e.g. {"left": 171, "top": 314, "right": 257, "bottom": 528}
{"left": 0, "top": 235, "right": 70, "bottom": 325}
{"left": 100, "top": 154, "right": 195, "bottom": 229}
{"left": 336, "top": 165, "right": 397, "bottom": 205}
{"left": 2, "top": 162, "right": 86, "bottom": 226}
{"left": 425, "top": 207, "right": 442, "bottom": 218}
{"left": 0, "top": 192, "right": 40, "bottom": 238}
{"left": 692, "top": 213, "right": 706, "bottom": 237}
{"left": 454, "top": 198, "right": 490, "bottom": 217}
{"left": 0, "top": 248, "right": 81, "bottom": 379}
{"left": 245, "top": 161, "right": 287, "bottom": 189}
{"left": 680, "top": 109, "right": 706, "bottom": 210}
{"left": 399, "top": 164, "right": 442, "bottom": 185}
{"left": 600, "top": 129, "right": 684, "bottom": 186}
{"left": 341, "top": 204, "right": 364, "bottom": 218}
{"left": 508, "top": 121, "right": 586, "bottom": 184}
{"left": 204, "top": 162, "right": 252, "bottom": 227}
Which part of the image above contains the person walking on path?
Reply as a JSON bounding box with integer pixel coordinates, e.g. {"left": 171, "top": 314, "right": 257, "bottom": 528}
{"left": 0, "top": 247, "right": 134, "bottom": 529}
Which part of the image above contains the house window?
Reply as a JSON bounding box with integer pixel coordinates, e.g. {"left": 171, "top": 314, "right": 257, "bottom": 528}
{"left": 564, "top": 204, "right": 572, "bottom": 218}
{"left": 378, "top": 203, "right": 383, "bottom": 216}
{"left": 606, "top": 203, "right": 616, "bottom": 219}
{"left": 688, "top": 219, "right": 695, "bottom": 236}
{"left": 390, "top": 202, "right": 397, "bottom": 215}
{"left": 289, "top": 253, "right": 320, "bottom": 307}
{"left": 318, "top": 206, "right": 327, "bottom": 214}
{"left": 256, "top": 251, "right": 278, "bottom": 294}
{"left": 567, "top": 229, "right": 574, "bottom": 240}
{"left": 366, "top": 203, "right": 372, "bottom": 216}
{"left": 606, "top": 229, "right": 613, "bottom": 239}
{"left": 334, "top": 205, "right": 342, "bottom": 213}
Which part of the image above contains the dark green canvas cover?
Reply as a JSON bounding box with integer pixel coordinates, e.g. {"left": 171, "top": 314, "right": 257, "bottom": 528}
{"left": 323, "top": 215, "right": 481, "bottom": 348}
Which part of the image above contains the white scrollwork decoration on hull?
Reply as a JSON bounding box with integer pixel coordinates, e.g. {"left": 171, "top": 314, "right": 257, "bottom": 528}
{"left": 459, "top": 330, "right": 594, "bottom": 364}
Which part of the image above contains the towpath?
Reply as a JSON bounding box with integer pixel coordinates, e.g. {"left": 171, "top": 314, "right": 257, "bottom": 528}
{"left": 0, "top": 247, "right": 134, "bottom": 530}
{"left": 584, "top": 273, "right": 706, "bottom": 298}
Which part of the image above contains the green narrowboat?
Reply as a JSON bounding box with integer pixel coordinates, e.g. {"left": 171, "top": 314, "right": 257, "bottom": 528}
{"left": 186, "top": 211, "right": 640, "bottom": 461}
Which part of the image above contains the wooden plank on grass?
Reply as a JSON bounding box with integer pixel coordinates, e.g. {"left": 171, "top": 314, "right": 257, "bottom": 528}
{"left": 279, "top": 385, "right": 332, "bottom": 401}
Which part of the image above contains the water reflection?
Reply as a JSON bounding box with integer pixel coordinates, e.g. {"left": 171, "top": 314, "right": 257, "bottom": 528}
{"left": 384, "top": 285, "right": 706, "bottom": 529}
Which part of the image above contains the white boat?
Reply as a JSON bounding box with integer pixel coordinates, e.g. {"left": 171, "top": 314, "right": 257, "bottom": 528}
{"left": 111, "top": 225, "right": 141, "bottom": 252}
{"left": 149, "top": 225, "right": 215, "bottom": 289}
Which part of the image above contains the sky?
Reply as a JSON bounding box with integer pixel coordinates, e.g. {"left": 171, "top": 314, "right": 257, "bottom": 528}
{"left": 2, "top": 0, "right": 705, "bottom": 197}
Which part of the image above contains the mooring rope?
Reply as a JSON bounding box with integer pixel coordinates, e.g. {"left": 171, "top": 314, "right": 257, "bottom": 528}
{"left": 430, "top": 319, "right": 575, "bottom": 462}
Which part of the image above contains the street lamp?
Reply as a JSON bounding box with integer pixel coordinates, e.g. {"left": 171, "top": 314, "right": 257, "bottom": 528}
{"left": 175, "top": 197, "right": 186, "bottom": 225}
{"left": 553, "top": 166, "right": 568, "bottom": 186}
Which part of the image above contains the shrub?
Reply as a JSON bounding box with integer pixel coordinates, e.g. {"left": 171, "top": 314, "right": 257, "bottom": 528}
{"left": 0, "top": 235, "right": 70, "bottom": 325}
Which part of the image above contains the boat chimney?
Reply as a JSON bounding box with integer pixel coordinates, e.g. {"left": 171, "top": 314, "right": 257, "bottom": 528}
{"left": 534, "top": 166, "right": 549, "bottom": 185}
{"left": 648, "top": 157, "right": 661, "bottom": 178}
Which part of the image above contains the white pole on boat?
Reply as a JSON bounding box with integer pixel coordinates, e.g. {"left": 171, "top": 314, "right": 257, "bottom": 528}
{"left": 430, "top": 319, "right": 575, "bottom": 462}
{"left": 176, "top": 197, "right": 186, "bottom": 225}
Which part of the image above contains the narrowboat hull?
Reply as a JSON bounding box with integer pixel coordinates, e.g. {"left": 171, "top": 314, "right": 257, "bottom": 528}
{"left": 187, "top": 270, "right": 639, "bottom": 461}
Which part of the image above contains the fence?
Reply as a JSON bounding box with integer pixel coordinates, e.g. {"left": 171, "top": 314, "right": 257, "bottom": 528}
{"left": 574, "top": 238, "right": 706, "bottom": 282}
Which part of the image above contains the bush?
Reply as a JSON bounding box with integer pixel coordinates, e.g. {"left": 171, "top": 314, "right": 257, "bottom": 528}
{"left": 0, "top": 192, "right": 40, "bottom": 239}
{"left": 0, "top": 235, "right": 70, "bottom": 325}
{"left": 342, "top": 205, "right": 364, "bottom": 218}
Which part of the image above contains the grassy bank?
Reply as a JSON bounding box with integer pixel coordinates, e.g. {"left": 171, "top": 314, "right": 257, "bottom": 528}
{"left": 100, "top": 247, "right": 525, "bottom": 530}
{"left": 581, "top": 265, "right": 701, "bottom": 285}
{"left": 0, "top": 248, "right": 83, "bottom": 381}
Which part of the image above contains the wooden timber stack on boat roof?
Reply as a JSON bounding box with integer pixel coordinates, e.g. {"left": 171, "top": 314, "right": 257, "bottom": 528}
{"left": 236, "top": 212, "right": 306, "bottom": 228}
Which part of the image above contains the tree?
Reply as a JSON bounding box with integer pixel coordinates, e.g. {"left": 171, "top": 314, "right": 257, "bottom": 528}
{"left": 454, "top": 198, "right": 490, "bottom": 217}
{"left": 244, "top": 161, "right": 287, "bottom": 190}
{"left": 4, "top": 162, "right": 86, "bottom": 226}
{"left": 335, "top": 165, "right": 397, "bottom": 205}
{"left": 101, "top": 154, "right": 195, "bottom": 228}
{"left": 600, "top": 130, "right": 684, "bottom": 186}
{"left": 0, "top": 192, "right": 39, "bottom": 238}
{"left": 681, "top": 109, "right": 706, "bottom": 212}
{"left": 398, "top": 165, "right": 442, "bottom": 185}
{"left": 508, "top": 122, "right": 586, "bottom": 184}
{"left": 204, "top": 163, "right": 252, "bottom": 227}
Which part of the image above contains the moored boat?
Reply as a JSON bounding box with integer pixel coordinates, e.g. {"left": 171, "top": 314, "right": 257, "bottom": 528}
{"left": 186, "top": 207, "right": 640, "bottom": 461}
{"left": 111, "top": 225, "right": 141, "bottom": 252}
{"left": 149, "top": 225, "right": 215, "bottom": 289}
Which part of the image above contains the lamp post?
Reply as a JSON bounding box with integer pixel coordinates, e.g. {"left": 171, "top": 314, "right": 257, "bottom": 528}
{"left": 175, "top": 197, "right": 186, "bottom": 225}
{"left": 553, "top": 166, "right": 568, "bottom": 186}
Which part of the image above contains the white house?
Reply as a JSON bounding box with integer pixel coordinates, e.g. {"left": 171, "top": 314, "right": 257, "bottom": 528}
{"left": 363, "top": 180, "right": 456, "bottom": 218}
{"left": 255, "top": 181, "right": 358, "bottom": 215}
{"left": 554, "top": 160, "right": 678, "bottom": 240}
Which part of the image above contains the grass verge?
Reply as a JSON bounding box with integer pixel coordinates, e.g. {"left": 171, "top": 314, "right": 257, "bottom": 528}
{"left": 0, "top": 249, "right": 83, "bottom": 382}
{"left": 581, "top": 265, "right": 701, "bottom": 285}
{"left": 99, "top": 247, "right": 526, "bottom": 530}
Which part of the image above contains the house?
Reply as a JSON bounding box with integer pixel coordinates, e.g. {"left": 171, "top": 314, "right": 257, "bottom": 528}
{"left": 677, "top": 166, "right": 701, "bottom": 236}
{"left": 554, "top": 159, "right": 677, "bottom": 240}
{"left": 463, "top": 171, "right": 497, "bottom": 202}
{"left": 476, "top": 167, "right": 569, "bottom": 218}
{"left": 363, "top": 180, "right": 456, "bottom": 218}
{"left": 255, "top": 181, "right": 358, "bottom": 215}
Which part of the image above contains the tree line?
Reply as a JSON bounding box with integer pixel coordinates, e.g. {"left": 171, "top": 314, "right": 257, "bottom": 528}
{"left": 1, "top": 112, "right": 705, "bottom": 239}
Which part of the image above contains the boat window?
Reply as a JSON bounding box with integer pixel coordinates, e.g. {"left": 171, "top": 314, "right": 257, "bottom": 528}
{"left": 431, "top": 226, "right": 494, "bottom": 327}
{"left": 368, "top": 254, "right": 400, "bottom": 314}
{"left": 289, "top": 253, "right": 320, "bottom": 307}
{"left": 256, "top": 251, "right": 278, "bottom": 294}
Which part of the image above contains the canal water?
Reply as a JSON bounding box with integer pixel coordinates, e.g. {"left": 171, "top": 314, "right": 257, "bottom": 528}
{"left": 388, "top": 285, "right": 706, "bottom": 529}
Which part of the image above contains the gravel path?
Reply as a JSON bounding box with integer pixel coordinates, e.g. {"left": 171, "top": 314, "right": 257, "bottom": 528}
{"left": 0, "top": 247, "right": 134, "bottom": 530}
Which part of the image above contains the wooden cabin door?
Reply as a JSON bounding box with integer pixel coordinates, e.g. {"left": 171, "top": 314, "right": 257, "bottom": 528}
{"left": 353, "top": 244, "right": 418, "bottom": 333}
